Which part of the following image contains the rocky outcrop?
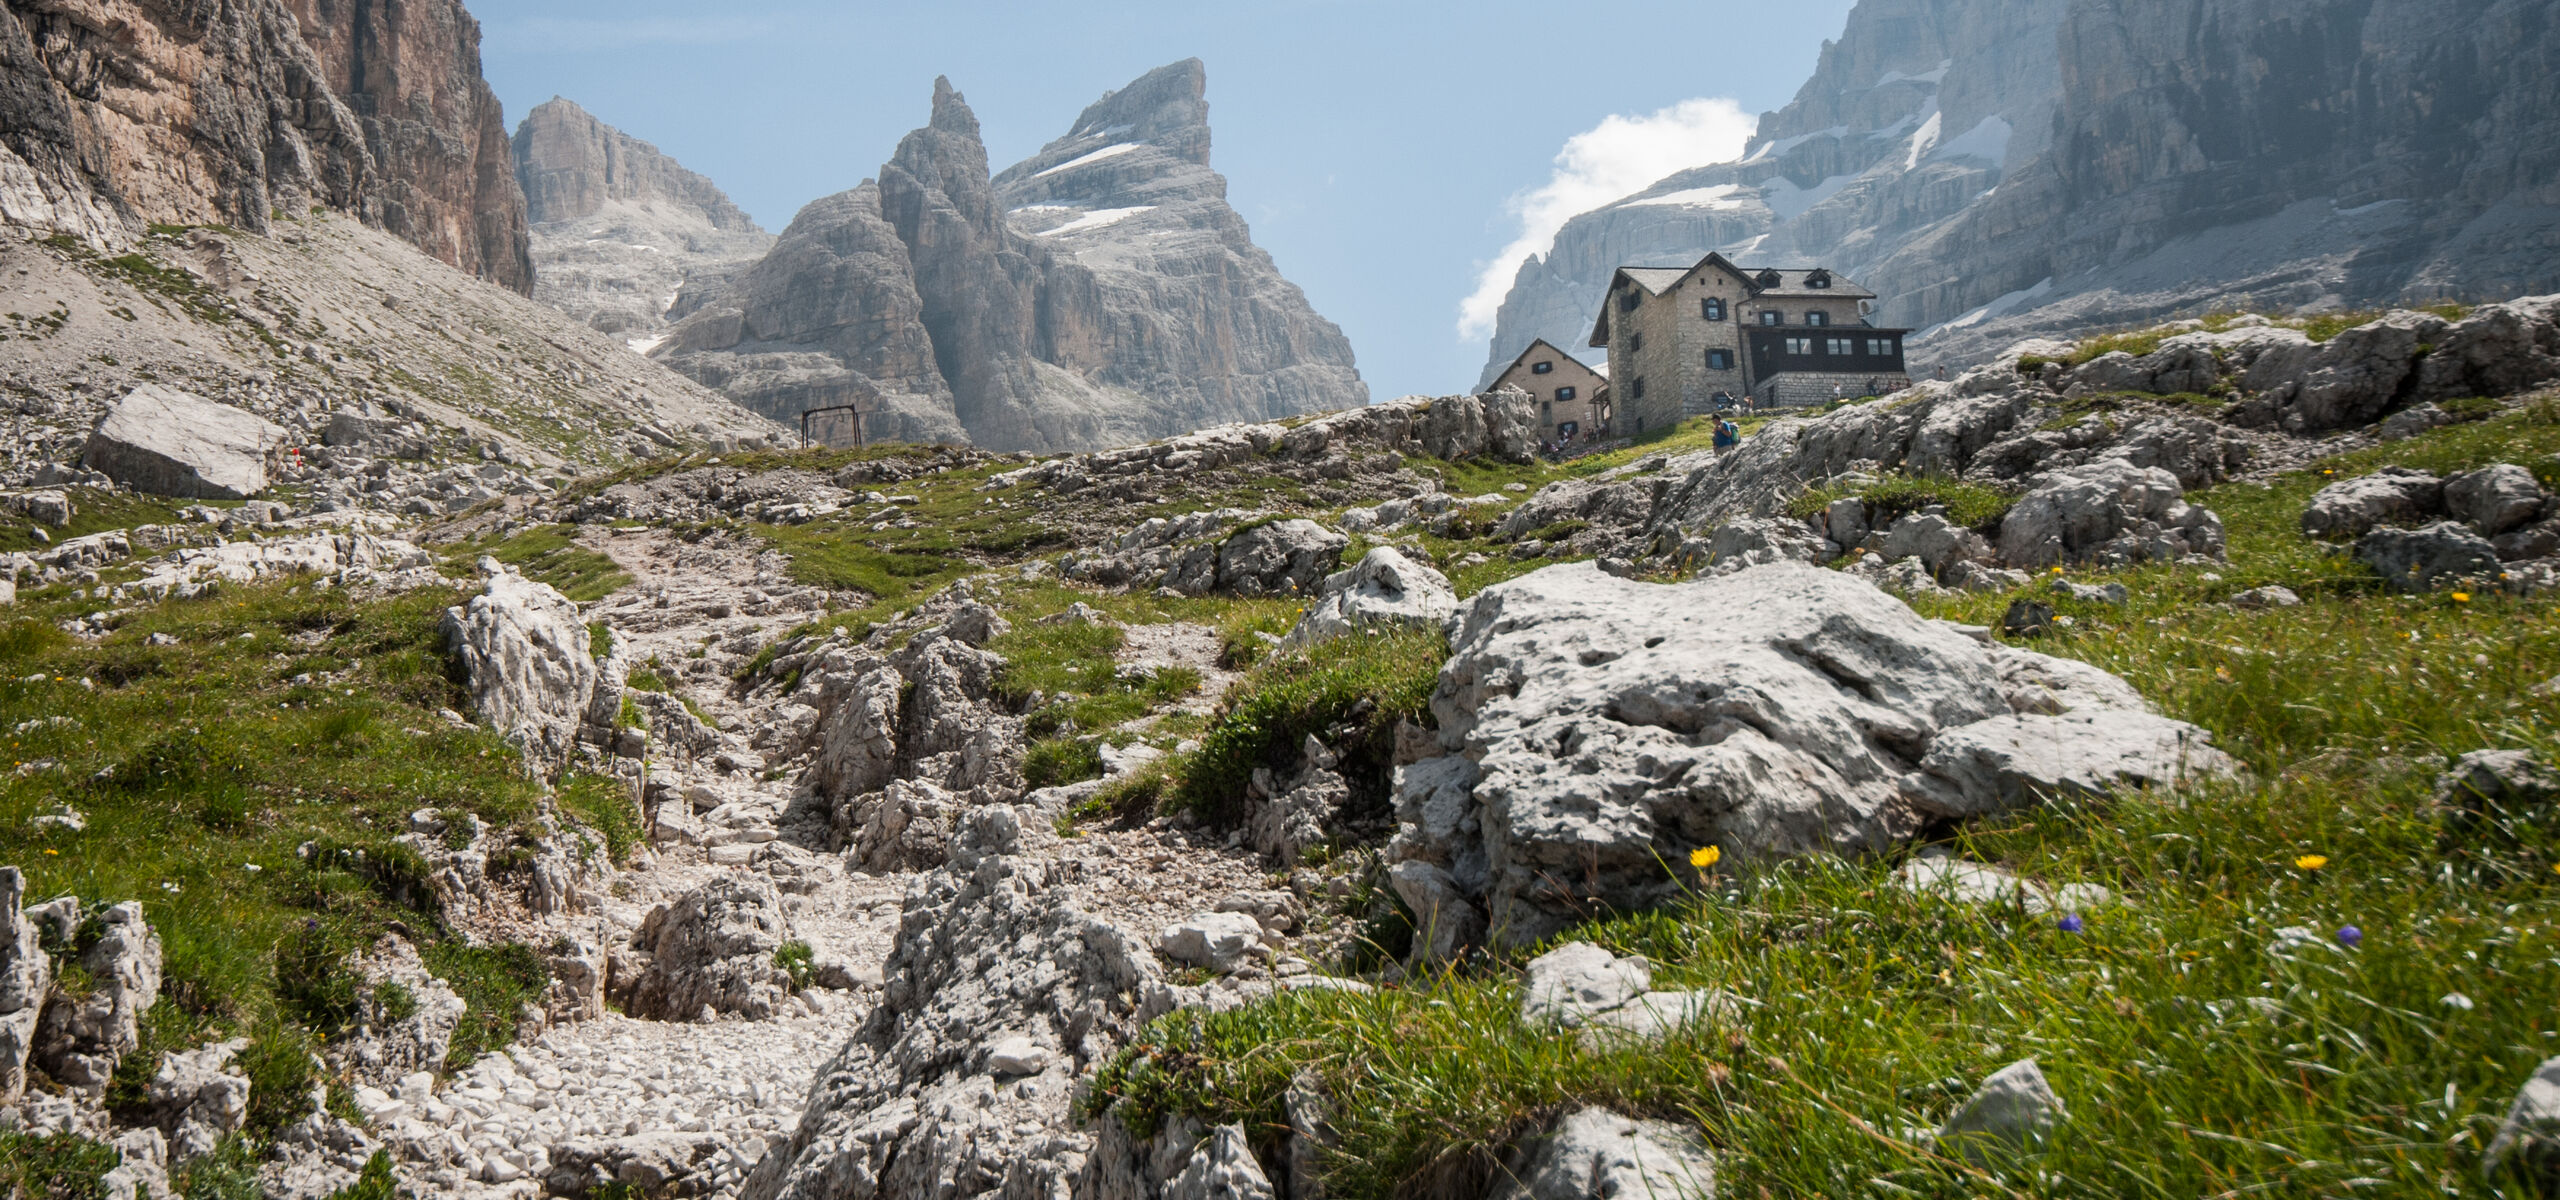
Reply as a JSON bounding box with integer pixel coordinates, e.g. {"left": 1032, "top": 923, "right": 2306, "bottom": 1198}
{"left": 0, "top": 0, "right": 531, "bottom": 291}
{"left": 1390, "top": 562, "right": 2232, "bottom": 950}
{"left": 81, "top": 385, "right": 286, "bottom": 500}
{"left": 738, "top": 807, "right": 1163, "bottom": 1200}
{"left": 1279, "top": 547, "right": 1457, "bottom": 650}
{"left": 441, "top": 561, "right": 623, "bottom": 772}
{"left": 2300, "top": 457, "right": 2560, "bottom": 591}
{"left": 30, "top": 900, "right": 161, "bottom": 1091}
{"left": 623, "top": 877, "right": 797, "bottom": 1021}
{"left": 1479, "top": 0, "right": 2560, "bottom": 376}
{"left": 0, "top": 868, "right": 48, "bottom": 1103}
{"left": 1991, "top": 459, "right": 2224, "bottom": 568}
{"left": 1060, "top": 511, "right": 1349, "bottom": 598}
{"left": 1489, "top": 1108, "right": 1716, "bottom": 1200}
{"left": 513, "top": 98, "right": 775, "bottom": 343}
{"left": 660, "top": 63, "right": 1364, "bottom": 451}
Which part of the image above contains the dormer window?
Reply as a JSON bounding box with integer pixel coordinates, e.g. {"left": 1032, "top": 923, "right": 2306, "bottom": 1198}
{"left": 1531, "top": 361, "right": 1553, "bottom": 375}
{"left": 1755, "top": 269, "right": 1782, "bottom": 289}
{"left": 1806, "top": 269, "right": 1833, "bottom": 289}
{"left": 1701, "top": 298, "right": 1726, "bottom": 321}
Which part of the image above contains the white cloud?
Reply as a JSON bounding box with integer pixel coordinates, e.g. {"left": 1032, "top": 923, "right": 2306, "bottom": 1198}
{"left": 1456, "top": 97, "right": 1755, "bottom": 341}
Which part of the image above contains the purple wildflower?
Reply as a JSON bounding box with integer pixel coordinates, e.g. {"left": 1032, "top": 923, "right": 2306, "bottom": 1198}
{"left": 2057, "top": 912, "right": 2084, "bottom": 933}
{"left": 2336, "top": 925, "right": 2362, "bottom": 948}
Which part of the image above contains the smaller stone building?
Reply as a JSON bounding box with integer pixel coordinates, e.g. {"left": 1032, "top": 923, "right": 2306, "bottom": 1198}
{"left": 1588, "top": 253, "right": 1910, "bottom": 434}
{"left": 1483, "top": 338, "right": 1611, "bottom": 446}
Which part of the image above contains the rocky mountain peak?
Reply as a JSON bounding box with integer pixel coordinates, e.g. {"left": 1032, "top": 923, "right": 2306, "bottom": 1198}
{"left": 512, "top": 97, "right": 776, "bottom": 342}
{"left": 514, "top": 97, "right": 764, "bottom": 235}
{"left": 656, "top": 60, "right": 1364, "bottom": 452}
{"left": 1057, "top": 57, "right": 1212, "bottom": 168}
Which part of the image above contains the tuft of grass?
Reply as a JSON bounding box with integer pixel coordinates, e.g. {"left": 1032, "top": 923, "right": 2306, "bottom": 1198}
{"left": 419, "top": 942, "right": 548, "bottom": 1070}
{"left": 1168, "top": 628, "right": 1444, "bottom": 826}
{"left": 323, "top": 1151, "right": 403, "bottom": 1200}
{"left": 558, "top": 772, "right": 643, "bottom": 865}
{"left": 1784, "top": 472, "right": 2017, "bottom": 532}
{"left": 0, "top": 1131, "right": 118, "bottom": 1200}
{"left": 773, "top": 940, "right": 814, "bottom": 990}
{"left": 450, "top": 526, "right": 631, "bottom": 602}
{"left": 1022, "top": 736, "right": 1106, "bottom": 790}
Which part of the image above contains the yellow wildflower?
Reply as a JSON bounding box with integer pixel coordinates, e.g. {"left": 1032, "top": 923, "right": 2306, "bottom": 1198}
{"left": 2294, "top": 854, "right": 2328, "bottom": 872}
{"left": 1690, "top": 845, "right": 1721, "bottom": 869}
{"left": 2451, "top": 592, "right": 2470, "bottom": 602}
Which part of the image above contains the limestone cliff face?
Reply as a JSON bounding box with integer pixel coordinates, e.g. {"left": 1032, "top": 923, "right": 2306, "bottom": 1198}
{"left": 1480, "top": 0, "right": 2560, "bottom": 377}
{"left": 0, "top": 0, "right": 532, "bottom": 294}
{"left": 660, "top": 61, "right": 1365, "bottom": 452}
{"left": 514, "top": 98, "right": 774, "bottom": 344}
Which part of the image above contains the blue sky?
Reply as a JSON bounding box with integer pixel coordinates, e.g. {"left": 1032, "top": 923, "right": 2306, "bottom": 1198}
{"left": 477, "top": 1, "right": 1858, "bottom": 401}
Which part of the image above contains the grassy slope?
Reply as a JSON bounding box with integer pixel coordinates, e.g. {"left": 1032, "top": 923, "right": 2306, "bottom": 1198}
{"left": 1085, "top": 404, "right": 2560, "bottom": 1197}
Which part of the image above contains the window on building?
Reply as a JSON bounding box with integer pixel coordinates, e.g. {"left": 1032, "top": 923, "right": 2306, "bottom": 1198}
{"left": 1705, "top": 349, "right": 1732, "bottom": 370}
{"left": 1827, "top": 337, "right": 1853, "bottom": 356}
{"left": 1806, "top": 269, "right": 1832, "bottom": 288}
{"left": 1557, "top": 386, "right": 1577, "bottom": 402}
{"left": 1759, "top": 310, "right": 1783, "bottom": 327}
{"left": 1701, "top": 298, "right": 1726, "bottom": 321}
{"left": 1866, "top": 338, "right": 1895, "bottom": 357}
{"left": 1806, "top": 311, "right": 1830, "bottom": 327}
{"left": 1785, "top": 337, "right": 1813, "bottom": 355}
{"left": 1618, "top": 289, "right": 1640, "bottom": 313}
{"left": 1632, "top": 378, "right": 1647, "bottom": 400}
{"left": 1531, "top": 360, "right": 1553, "bottom": 375}
{"left": 1755, "top": 269, "right": 1782, "bottom": 288}
{"left": 1628, "top": 332, "right": 1644, "bottom": 353}
{"left": 1542, "top": 400, "right": 1553, "bottom": 418}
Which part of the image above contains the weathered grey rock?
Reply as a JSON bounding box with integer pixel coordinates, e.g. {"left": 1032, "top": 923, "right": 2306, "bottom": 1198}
{"left": 1879, "top": 512, "right": 1992, "bottom": 579}
{"left": 1911, "top": 711, "right": 2234, "bottom": 817}
{"left": 1216, "top": 520, "right": 1349, "bottom": 598}
{"left": 1486, "top": 1107, "right": 1716, "bottom": 1200}
{"left": 2302, "top": 467, "right": 2445, "bottom": 541}
{"left": 1680, "top": 515, "right": 1830, "bottom": 576}
{"left": 336, "top": 935, "right": 463, "bottom": 1089}
{"left": 546, "top": 1132, "right": 728, "bottom": 1198}
{"left": 1519, "top": 942, "right": 1649, "bottom": 1029}
{"left": 1164, "top": 1125, "right": 1276, "bottom": 1200}
{"left": 0, "top": 868, "right": 50, "bottom": 1104}
{"left": 2484, "top": 1055, "right": 2560, "bottom": 1184}
{"left": 1279, "top": 548, "right": 1456, "bottom": 650}
{"left": 1996, "top": 460, "right": 2223, "bottom": 568}
{"left": 1389, "top": 562, "right": 2229, "bottom": 946}
{"left": 1935, "top": 1058, "right": 2067, "bottom": 1163}
{"left": 30, "top": 899, "right": 160, "bottom": 1090}
{"left": 1246, "top": 742, "right": 1345, "bottom": 867}
{"left": 149, "top": 1037, "right": 252, "bottom": 1162}
{"left": 740, "top": 808, "right": 1163, "bottom": 1200}
{"left": 1893, "top": 852, "right": 2116, "bottom": 915}
{"left": 2435, "top": 750, "right": 2560, "bottom": 842}
{"left": 2356, "top": 522, "right": 2503, "bottom": 592}
{"left": 626, "top": 877, "right": 796, "bottom": 1021}
{"left": 80, "top": 386, "right": 284, "bottom": 500}
{"left": 1156, "top": 912, "right": 1269, "bottom": 974}
{"left": 442, "top": 561, "right": 618, "bottom": 771}
{"left": 2230, "top": 585, "right": 2302, "bottom": 609}
{"left": 1385, "top": 860, "right": 1485, "bottom": 966}
{"left": 2445, "top": 464, "right": 2548, "bottom": 538}
{"left": 100, "top": 1127, "right": 170, "bottom": 1200}
{"left": 804, "top": 629, "right": 1025, "bottom": 867}
{"left": 839, "top": 779, "right": 959, "bottom": 873}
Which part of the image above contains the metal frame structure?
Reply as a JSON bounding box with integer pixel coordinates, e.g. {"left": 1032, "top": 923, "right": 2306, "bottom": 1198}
{"left": 798, "top": 403, "right": 874, "bottom": 447}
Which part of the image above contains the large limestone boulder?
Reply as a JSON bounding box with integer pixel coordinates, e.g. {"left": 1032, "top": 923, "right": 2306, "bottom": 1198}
{"left": 1389, "top": 563, "right": 2232, "bottom": 948}
{"left": 2486, "top": 1055, "right": 2560, "bottom": 1185}
{"left": 80, "top": 385, "right": 287, "bottom": 499}
{"left": 442, "top": 560, "right": 620, "bottom": 771}
{"left": 1995, "top": 459, "right": 2224, "bottom": 567}
{"left": 2356, "top": 522, "right": 2503, "bottom": 592}
{"left": 1279, "top": 547, "right": 1456, "bottom": 650}
{"left": 626, "top": 876, "right": 797, "bottom": 1021}
{"left": 2301, "top": 467, "right": 2445, "bottom": 541}
{"left": 2444, "top": 463, "right": 2549, "bottom": 537}
{"left": 337, "top": 935, "right": 465, "bottom": 1089}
